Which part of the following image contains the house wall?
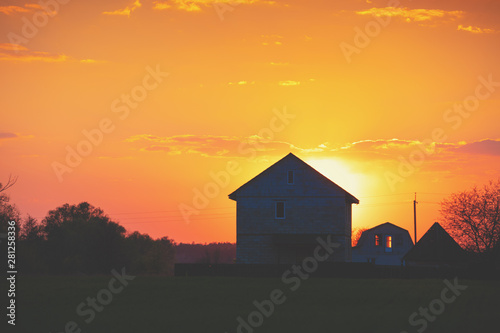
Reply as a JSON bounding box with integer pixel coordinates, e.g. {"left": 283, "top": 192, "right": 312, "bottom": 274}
{"left": 236, "top": 196, "right": 351, "bottom": 263}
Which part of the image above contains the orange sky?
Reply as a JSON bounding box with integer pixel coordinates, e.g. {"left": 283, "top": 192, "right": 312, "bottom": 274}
{"left": 1, "top": 0, "right": 499, "bottom": 243}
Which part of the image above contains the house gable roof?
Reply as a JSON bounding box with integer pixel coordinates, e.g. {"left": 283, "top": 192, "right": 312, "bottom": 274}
{"left": 402, "top": 222, "right": 466, "bottom": 263}
{"left": 355, "top": 222, "right": 413, "bottom": 248}
{"left": 228, "top": 153, "right": 359, "bottom": 203}
{"left": 363, "top": 222, "right": 410, "bottom": 234}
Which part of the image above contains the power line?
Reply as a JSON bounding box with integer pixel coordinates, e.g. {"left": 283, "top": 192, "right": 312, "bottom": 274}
{"left": 109, "top": 206, "right": 234, "bottom": 216}
{"left": 116, "top": 212, "right": 234, "bottom": 221}
{"left": 357, "top": 193, "right": 414, "bottom": 199}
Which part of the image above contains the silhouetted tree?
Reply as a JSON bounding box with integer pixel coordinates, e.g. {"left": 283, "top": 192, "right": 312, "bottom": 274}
{"left": 0, "top": 175, "right": 20, "bottom": 234}
{"left": 124, "top": 231, "right": 175, "bottom": 275}
{"left": 0, "top": 175, "right": 18, "bottom": 195}
{"left": 18, "top": 216, "right": 47, "bottom": 273}
{"left": 176, "top": 242, "right": 236, "bottom": 263}
{"left": 352, "top": 227, "right": 368, "bottom": 247}
{"left": 440, "top": 179, "right": 500, "bottom": 256}
{"left": 42, "top": 202, "right": 126, "bottom": 274}
{"left": 20, "top": 215, "right": 43, "bottom": 241}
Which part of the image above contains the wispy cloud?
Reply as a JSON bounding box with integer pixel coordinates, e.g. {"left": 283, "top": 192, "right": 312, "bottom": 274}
{"left": 228, "top": 80, "right": 254, "bottom": 85}
{"left": 153, "top": 1, "right": 171, "bottom": 10}
{"left": 0, "top": 4, "right": 43, "bottom": 15}
{"left": 454, "top": 139, "right": 500, "bottom": 156}
{"left": 0, "top": 132, "right": 18, "bottom": 140}
{"left": 125, "top": 134, "right": 295, "bottom": 157}
{"left": 103, "top": 0, "right": 142, "bottom": 17}
{"left": 125, "top": 134, "right": 500, "bottom": 160}
{"left": 356, "top": 7, "right": 463, "bottom": 24}
{"left": 0, "top": 132, "right": 34, "bottom": 146}
{"left": 457, "top": 25, "right": 499, "bottom": 34}
{"left": 0, "top": 43, "right": 99, "bottom": 63}
{"left": 269, "top": 62, "right": 289, "bottom": 66}
{"left": 153, "top": 0, "right": 276, "bottom": 12}
{"left": 279, "top": 80, "right": 300, "bottom": 86}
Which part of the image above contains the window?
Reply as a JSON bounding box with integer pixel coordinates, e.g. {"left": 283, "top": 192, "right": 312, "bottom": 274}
{"left": 385, "top": 235, "right": 393, "bottom": 252}
{"left": 394, "top": 234, "right": 403, "bottom": 247}
{"left": 287, "top": 170, "right": 294, "bottom": 184}
{"left": 276, "top": 201, "right": 285, "bottom": 219}
{"left": 375, "top": 234, "right": 381, "bottom": 246}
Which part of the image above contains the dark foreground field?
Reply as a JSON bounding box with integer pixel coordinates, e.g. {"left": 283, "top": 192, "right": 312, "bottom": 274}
{"left": 5, "top": 275, "right": 500, "bottom": 332}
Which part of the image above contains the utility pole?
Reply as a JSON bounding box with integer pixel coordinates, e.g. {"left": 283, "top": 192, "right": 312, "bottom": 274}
{"left": 413, "top": 192, "right": 418, "bottom": 244}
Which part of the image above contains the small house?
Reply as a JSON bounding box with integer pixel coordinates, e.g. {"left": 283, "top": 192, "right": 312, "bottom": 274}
{"left": 402, "top": 222, "right": 467, "bottom": 267}
{"left": 352, "top": 222, "right": 414, "bottom": 266}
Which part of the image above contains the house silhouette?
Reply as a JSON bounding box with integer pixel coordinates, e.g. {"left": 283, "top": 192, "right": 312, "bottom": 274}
{"left": 403, "top": 222, "right": 467, "bottom": 267}
{"left": 228, "top": 153, "right": 359, "bottom": 264}
{"left": 352, "top": 222, "right": 414, "bottom": 266}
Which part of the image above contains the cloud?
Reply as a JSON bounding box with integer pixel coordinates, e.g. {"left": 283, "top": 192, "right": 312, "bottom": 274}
{"left": 0, "top": 132, "right": 18, "bottom": 140}
{"left": 103, "top": 0, "right": 142, "bottom": 17}
{"left": 153, "top": 1, "right": 171, "bottom": 10}
{"left": 228, "top": 81, "right": 254, "bottom": 85}
{"left": 457, "top": 25, "right": 499, "bottom": 34}
{"left": 261, "top": 34, "right": 283, "bottom": 46}
{"left": 0, "top": 43, "right": 99, "bottom": 63}
{"left": 125, "top": 134, "right": 296, "bottom": 157}
{"left": 454, "top": 139, "right": 500, "bottom": 156}
{"left": 279, "top": 80, "right": 300, "bottom": 86}
{"left": 153, "top": 0, "right": 276, "bottom": 12}
{"left": 125, "top": 134, "right": 500, "bottom": 162}
{"left": 0, "top": 4, "right": 43, "bottom": 15}
{"left": 356, "top": 7, "right": 463, "bottom": 24}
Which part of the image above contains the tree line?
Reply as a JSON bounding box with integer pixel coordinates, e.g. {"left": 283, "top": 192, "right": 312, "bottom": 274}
{"left": 1, "top": 195, "right": 175, "bottom": 275}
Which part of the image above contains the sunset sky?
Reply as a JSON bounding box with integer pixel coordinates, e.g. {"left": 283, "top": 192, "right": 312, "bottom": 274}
{"left": 1, "top": 0, "right": 499, "bottom": 244}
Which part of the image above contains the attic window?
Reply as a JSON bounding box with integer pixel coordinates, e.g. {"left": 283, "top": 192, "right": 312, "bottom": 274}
{"left": 276, "top": 201, "right": 285, "bottom": 219}
{"left": 385, "top": 235, "right": 393, "bottom": 252}
{"left": 287, "top": 170, "right": 294, "bottom": 184}
{"left": 375, "top": 234, "right": 381, "bottom": 246}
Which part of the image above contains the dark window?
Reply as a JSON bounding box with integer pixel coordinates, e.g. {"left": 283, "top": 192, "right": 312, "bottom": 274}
{"left": 394, "top": 234, "right": 403, "bottom": 247}
{"left": 385, "top": 235, "right": 393, "bottom": 252}
{"left": 375, "top": 234, "right": 381, "bottom": 246}
{"left": 276, "top": 201, "right": 285, "bottom": 219}
{"left": 287, "top": 170, "right": 294, "bottom": 184}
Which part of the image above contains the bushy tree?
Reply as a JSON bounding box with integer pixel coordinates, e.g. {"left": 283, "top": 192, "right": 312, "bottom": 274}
{"left": 42, "top": 202, "right": 126, "bottom": 274}
{"left": 124, "top": 232, "right": 175, "bottom": 275}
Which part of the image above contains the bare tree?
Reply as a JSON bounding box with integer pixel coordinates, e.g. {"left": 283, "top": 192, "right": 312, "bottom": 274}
{"left": 440, "top": 179, "right": 500, "bottom": 255}
{"left": 0, "top": 175, "right": 20, "bottom": 233}
{"left": 0, "top": 174, "right": 18, "bottom": 195}
{"left": 352, "top": 227, "right": 368, "bottom": 247}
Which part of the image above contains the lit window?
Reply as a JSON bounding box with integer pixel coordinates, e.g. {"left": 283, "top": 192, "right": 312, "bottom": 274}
{"left": 287, "top": 171, "right": 294, "bottom": 184}
{"left": 385, "top": 235, "right": 393, "bottom": 252}
{"left": 276, "top": 201, "right": 285, "bottom": 219}
{"left": 375, "top": 234, "right": 381, "bottom": 246}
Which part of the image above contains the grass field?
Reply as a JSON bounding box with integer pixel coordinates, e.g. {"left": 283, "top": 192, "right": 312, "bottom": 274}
{"left": 5, "top": 275, "right": 500, "bottom": 332}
